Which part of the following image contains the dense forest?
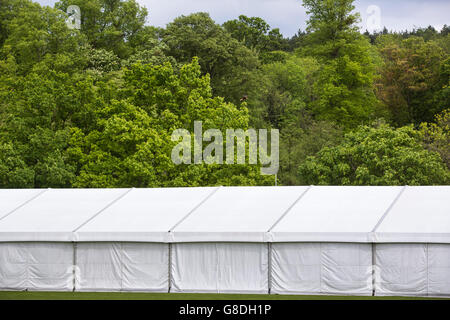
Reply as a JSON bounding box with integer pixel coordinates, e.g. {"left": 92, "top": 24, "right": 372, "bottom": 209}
{"left": 0, "top": 0, "right": 448, "bottom": 188}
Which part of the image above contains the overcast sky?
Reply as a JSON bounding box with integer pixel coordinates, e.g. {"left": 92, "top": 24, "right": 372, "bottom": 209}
{"left": 38, "top": 0, "right": 450, "bottom": 37}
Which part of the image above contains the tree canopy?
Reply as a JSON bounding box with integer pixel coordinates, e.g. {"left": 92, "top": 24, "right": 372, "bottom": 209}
{"left": 0, "top": 0, "right": 448, "bottom": 188}
{"left": 298, "top": 123, "right": 450, "bottom": 185}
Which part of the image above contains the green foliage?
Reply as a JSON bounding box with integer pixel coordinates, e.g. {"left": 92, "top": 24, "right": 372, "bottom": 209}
{"left": 223, "top": 15, "right": 289, "bottom": 55}
{"left": 420, "top": 109, "right": 450, "bottom": 169}
{"left": 55, "top": 0, "right": 148, "bottom": 58}
{"left": 65, "top": 59, "right": 272, "bottom": 188}
{"left": 376, "top": 36, "right": 449, "bottom": 125}
{"left": 1, "top": 0, "right": 87, "bottom": 75}
{"left": 251, "top": 55, "right": 344, "bottom": 185}
{"left": 280, "top": 119, "right": 343, "bottom": 185}
{"left": 259, "top": 50, "right": 289, "bottom": 65}
{"left": 0, "top": 143, "right": 35, "bottom": 188}
{"left": 162, "top": 13, "right": 261, "bottom": 105}
{"left": 258, "top": 55, "right": 319, "bottom": 128}
{"left": 122, "top": 38, "right": 176, "bottom": 68}
{"left": 299, "top": 0, "right": 378, "bottom": 128}
{"left": 0, "top": 0, "right": 448, "bottom": 188}
{"left": 0, "top": 61, "right": 87, "bottom": 187}
{"left": 299, "top": 123, "right": 450, "bottom": 185}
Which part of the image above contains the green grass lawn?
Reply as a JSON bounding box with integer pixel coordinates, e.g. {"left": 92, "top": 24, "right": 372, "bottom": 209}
{"left": 0, "top": 291, "right": 446, "bottom": 300}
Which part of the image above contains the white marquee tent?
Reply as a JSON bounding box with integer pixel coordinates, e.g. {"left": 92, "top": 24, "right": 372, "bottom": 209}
{"left": 0, "top": 186, "right": 448, "bottom": 297}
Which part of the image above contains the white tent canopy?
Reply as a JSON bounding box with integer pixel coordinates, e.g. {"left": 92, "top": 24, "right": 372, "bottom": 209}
{"left": 0, "top": 186, "right": 447, "bottom": 243}
{"left": 171, "top": 186, "right": 309, "bottom": 242}
{"left": 0, "top": 186, "right": 449, "bottom": 296}
{"left": 270, "top": 186, "right": 404, "bottom": 242}
{"left": 0, "top": 189, "right": 43, "bottom": 220}
{"left": 0, "top": 189, "right": 128, "bottom": 242}
{"left": 374, "top": 186, "right": 450, "bottom": 243}
{"left": 76, "top": 187, "right": 217, "bottom": 242}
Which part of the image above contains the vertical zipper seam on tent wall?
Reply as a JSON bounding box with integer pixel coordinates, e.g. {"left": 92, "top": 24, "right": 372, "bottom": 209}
{"left": 216, "top": 243, "right": 220, "bottom": 294}
{"left": 72, "top": 242, "right": 77, "bottom": 292}
{"left": 319, "top": 242, "right": 322, "bottom": 294}
{"left": 119, "top": 242, "right": 124, "bottom": 292}
{"left": 268, "top": 243, "right": 272, "bottom": 294}
{"left": 0, "top": 188, "right": 49, "bottom": 222}
{"left": 426, "top": 243, "right": 429, "bottom": 297}
{"left": 371, "top": 243, "right": 376, "bottom": 296}
{"left": 168, "top": 243, "right": 172, "bottom": 293}
{"left": 27, "top": 243, "right": 30, "bottom": 291}
{"left": 24, "top": 243, "right": 29, "bottom": 291}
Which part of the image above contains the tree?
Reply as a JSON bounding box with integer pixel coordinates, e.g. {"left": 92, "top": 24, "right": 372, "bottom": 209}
{"left": 302, "top": 0, "right": 360, "bottom": 53}
{"left": 0, "top": 64, "right": 90, "bottom": 187}
{"left": 0, "top": 143, "right": 35, "bottom": 188}
{"left": 162, "top": 13, "right": 261, "bottom": 105}
{"left": 223, "top": 15, "right": 288, "bottom": 55}
{"left": 298, "top": 123, "right": 450, "bottom": 185}
{"left": 299, "top": 0, "right": 378, "bottom": 128}
{"left": 0, "top": 0, "right": 87, "bottom": 75}
{"left": 280, "top": 119, "right": 342, "bottom": 185}
{"left": 420, "top": 109, "right": 450, "bottom": 169}
{"left": 2, "top": 0, "right": 448, "bottom": 189}
{"left": 287, "top": 29, "right": 308, "bottom": 51}
{"left": 253, "top": 55, "right": 343, "bottom": 185}
{"left": 376, "top": 36, "right": 449, "bottom": 126}
{"left": 66, "top": 58, "right": 273, "bottom": 187}
{"left": 122, "top": 37, "right": 176, "bottom": 69}
{"left": 257, "top": 55, "right": 319, "bottom": 128}
{"left": 55, "top": 0, "right": 148, "bottom": 58}
{"left": 405, "top": 26, "right": 439, "bottom": 42}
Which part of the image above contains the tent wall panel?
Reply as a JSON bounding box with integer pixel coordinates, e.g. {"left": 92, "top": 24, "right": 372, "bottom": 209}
{"left": 428, "top": 244, "right": 450, "bottom": 296}
{"left": 271, "top": 243, "right": 372, "bottom": 295}
{"left": 272, "top": 243, "right": 321, "bottom": 294}
{"left": 0, "top": 242, "right": 73, "bottom": 291}
{"left": 171, "top": 243, "right": 268, "bottom": 294}
{"left": 76, "top": 243, "right": 121, "bottom": 291}
{"left": 321, "top": 243, "right": 372, "bottom": 295}
{"left": 375, "top": 244, "right": 450, "bottom": 296}
{"left": 76, "top": 243, "right": 168, "bottom": 292}
{"left": 375, "top": 244, "right": 427, "bottom": 296}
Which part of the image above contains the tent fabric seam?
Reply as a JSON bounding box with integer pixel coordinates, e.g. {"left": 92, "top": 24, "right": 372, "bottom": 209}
{"left": 0, "top": 188, "right": 49, "bottom": 222}
{"left": 72, "top": 188, "right": 134, "bottom": 232}
{"left": 267, "top": 185, "right": 312, "bottom": 232}
{"left": 169, "top": 186, "right": 222, "bottom": 232}
{"left": 371, "top": 185, "right": 407, "bottom": 232}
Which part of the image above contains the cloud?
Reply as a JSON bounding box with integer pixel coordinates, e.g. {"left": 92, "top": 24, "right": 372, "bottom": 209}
{"left": 141, "top": 0, "right": 450, "bottom": 36}
{"left": 142, "top": 0, "right": 307, "bottom": 36}
{"left": 356, "top": 0, "right": 450, "bottom": 33}
{"left": 37, "top": 0, "right": 450, "bottom": 37}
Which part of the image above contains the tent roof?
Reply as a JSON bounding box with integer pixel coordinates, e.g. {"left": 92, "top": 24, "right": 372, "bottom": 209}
{"left": 171, "top": 186, "right": 308, "bottom": 242}
{"left": 374, "top": 186, "right": 450, "bottom": 243}
{"left": 0, "top": 189, "right": 43, "bottom": 219}
{"left": 0, "top": 189, "right": 128, "bottom": 241}
{"left": 0, "top": 186, "right": 448, "bottom": 243}
{"left": 76, "top": 187, "right": 216, "bottom": 242}
{"left": 270, "top": 186, "right": 403, "bottom": 242}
